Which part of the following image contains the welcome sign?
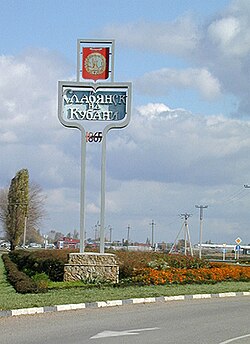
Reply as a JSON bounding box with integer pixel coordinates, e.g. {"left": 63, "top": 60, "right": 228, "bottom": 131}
{"left": 58, "top": 81, "right": 131, "bottom": 131}
{"left": 58, "top": 39, "right": 132, "bottom": 254}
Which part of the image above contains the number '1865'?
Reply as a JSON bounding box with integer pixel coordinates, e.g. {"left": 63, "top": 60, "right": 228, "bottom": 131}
{"left": 86, "top": 132, "right": 103, "bottom": 143}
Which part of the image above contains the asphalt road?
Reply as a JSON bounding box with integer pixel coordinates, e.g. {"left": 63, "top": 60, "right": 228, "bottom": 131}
{"left": 1, "top": 296, "right": 249, "bottom": 344}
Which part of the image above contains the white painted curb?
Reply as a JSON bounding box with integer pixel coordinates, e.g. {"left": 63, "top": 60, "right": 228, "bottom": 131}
{"left": 0, "top": 291, "right": 249, "bottom": 318}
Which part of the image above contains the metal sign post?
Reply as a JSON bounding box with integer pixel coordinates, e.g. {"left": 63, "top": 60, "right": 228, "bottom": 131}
{"left": 235, "top": 244, "right": 241, "bottom": 260}
{"left": 80, "top": 131, "right": 86, "bottom": 253}
{"left": 222, "top": 243, "right": 226, "bottom": 261}
{"left": 58, "top": 81, "right": 132, "bottom": 253}
{"left": 234, "top": 237, "right": 242, "bottom": 260}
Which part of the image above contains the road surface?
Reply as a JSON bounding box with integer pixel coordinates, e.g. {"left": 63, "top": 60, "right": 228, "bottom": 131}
{"left": 1, "top": 296, "right": 249, "bottom": 344}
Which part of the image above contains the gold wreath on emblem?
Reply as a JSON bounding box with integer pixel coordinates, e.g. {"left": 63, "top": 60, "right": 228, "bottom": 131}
{"left": 84, "top": 53, "right": 106, "bottom": 75}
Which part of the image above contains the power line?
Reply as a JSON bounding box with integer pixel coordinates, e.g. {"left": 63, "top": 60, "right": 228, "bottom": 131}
{"left": 209, "top": 186, "right": 250, "bottom": 206}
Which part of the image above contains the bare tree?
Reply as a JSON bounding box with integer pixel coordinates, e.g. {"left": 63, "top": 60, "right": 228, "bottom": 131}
{"left": 27, "top": 182, "right": 46, "bottom": 233}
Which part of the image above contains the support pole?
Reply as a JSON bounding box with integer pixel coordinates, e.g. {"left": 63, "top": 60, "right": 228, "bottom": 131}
{"left": 109, "top": 225, "right": 113, "bottom": 243}
{"left": 80, "top": 131, "right": 86, "bottom": 253}
{"left": 100, "top": 131, "right": 107, "bottom": 254}
{"left": 127, "top": 224, "right": 130, "bottom": 250}
{"left": 150, "top": 220, "right": 156, "bottom": 249}
{"left": 195, "top": 205, "right": 208, "bottom": 259}
{"left": 170, "top": 213, "right": 192, "bottom": 255}
{"left": 186, "top": 222, "right": 193, "bottom": 256}
{"left": 169, "top": 222, "right": 185, "bottom": 254}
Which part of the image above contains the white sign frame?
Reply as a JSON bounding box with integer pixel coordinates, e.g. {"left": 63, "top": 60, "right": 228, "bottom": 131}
{"left": 58, "top": 80, "right": 132, "bottom": 253}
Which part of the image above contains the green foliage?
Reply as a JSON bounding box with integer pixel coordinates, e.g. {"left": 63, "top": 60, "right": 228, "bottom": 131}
{"left": 115, "top": 251, "right": 154, "bottom": 279}
{"left": 148, "top": 254, "right": 210, "bottom": 270}
{"left": 2, "top": 253, "right": 37, "bottom": 293}
{"left": 9, "top": 249, "right": 67, "bottom": 282}
{"left": 1, "top": 252, "right": 250, "bottom": 303}
{"left": 31, "top": 273, "right": 49, "bottom": 293}
{"left": 4, "top": 250, "right": 248, "bottom": 294}
{"left": 6, "top": 169, "right": 29, "bottom": 250}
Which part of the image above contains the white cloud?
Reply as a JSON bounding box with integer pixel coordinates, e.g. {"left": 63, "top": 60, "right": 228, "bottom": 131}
{"left": 100, "top": 0, "right": 250, "bottom": 116}
{"left": 207, "top": 14, "right": 250, "bottom": 58}
{"left": 106, "top": 103, "right": 250, "bottom": 188}
{"left": 101, "top": 15, "right": 200, "bottom": 55}
{"left": 136, "top": 68, "right": 221, "bottom": 101}
{"left": 0, "top": 50, "right": 71, "bottom": 145}
{"left": 1, "top": 25, "right": 250, "bottom": 244}
{"left": 198, "top": 1, "right": 250, "bottom": 115}
{"left": 103, "top": 102, "right": 250, "bottom": 243}
{"left": 86, "top": 203, "right": 100, "bottom": 214}
{"left": 0, "top": 131, "right": 18, "bottom": 143}
{"left": 208, "top": 17, "right": 240, "bottom": 46}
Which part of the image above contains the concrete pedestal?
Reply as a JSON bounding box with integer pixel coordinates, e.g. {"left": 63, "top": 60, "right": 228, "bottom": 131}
{"left": 64, "top": 252, "right": 119, "bottom": 283}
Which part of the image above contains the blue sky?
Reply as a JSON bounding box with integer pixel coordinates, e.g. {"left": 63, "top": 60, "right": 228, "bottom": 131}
{"left": 1, "top": 0, "right": 232, "bottom": 114}
{"left": 1, "top": 1, "right": 229, "bottom": 55}
{"left": 1, "top": 0, "right": 250, "bottom": 246}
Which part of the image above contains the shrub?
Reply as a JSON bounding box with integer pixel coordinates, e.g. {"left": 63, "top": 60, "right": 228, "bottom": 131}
{"left": 31, "top": 273, "right": 49, "bottom": 293}
{"left": 115, "top": 251, "right": 152, "bottom": 279}
{"left": 2, "top": 254, "right": 38, "bottom": 293}
{"left": 8, "top": 250, "right": 67, "bottom": 282}
{"left": 41, "top": 258, "right": 64, "bottom": 281}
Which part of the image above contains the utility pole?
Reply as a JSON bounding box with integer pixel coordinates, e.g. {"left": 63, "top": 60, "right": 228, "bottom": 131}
{"left": 127, "top": 224, "right": 130, "bottom": 250}
{"left": 181, "top": 213, "right": 193, "bottom": 256}
{"left": 195, "top": 205, "right": 208, "bottom": 259}
{"left": 170, "top": 213, "right": 193, "bottom": 256}
{"left": 94, "top": 221, "right": 100, "bottom": 241}
{"left": 150, "top": 220, "right": 156, "bottom": 250}
{"left": 108, "top": 225, "right": 113, "bottom": 243}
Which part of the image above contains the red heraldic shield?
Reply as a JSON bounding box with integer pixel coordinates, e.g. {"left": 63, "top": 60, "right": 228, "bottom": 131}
{"left": 82, "top": 47, "right": 109, "bottom": 81}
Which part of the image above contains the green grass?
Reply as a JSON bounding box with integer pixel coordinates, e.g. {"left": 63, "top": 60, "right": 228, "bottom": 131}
{"left": 0, "top": 255, "right": 250, "bottom": 311}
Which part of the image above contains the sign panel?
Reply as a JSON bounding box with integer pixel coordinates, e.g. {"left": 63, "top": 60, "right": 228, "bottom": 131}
{"left": 77, "top": 39, "right": 114, "bottom": 82}
{"left": 235, "top": 237, "right": 242, "bottom": 245}
{"left": 58, "top": 81, "right": 132, "bottom": 132}
{"left": 235, "top": 245, "right": 241, "bottom": 251}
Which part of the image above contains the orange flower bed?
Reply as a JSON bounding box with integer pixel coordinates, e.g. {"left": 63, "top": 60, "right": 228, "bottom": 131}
{"left": 132, "top": 264, "right": 250, "bottom": 285}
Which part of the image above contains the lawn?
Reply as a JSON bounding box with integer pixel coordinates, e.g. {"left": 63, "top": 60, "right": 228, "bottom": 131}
{"left": 0, "top": 255, "right": 250, "bottom": 311}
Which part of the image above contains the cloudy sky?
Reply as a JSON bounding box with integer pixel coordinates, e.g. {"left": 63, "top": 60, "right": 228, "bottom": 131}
{"left": 1, "top": 0, "right": 250, "bottom": 245}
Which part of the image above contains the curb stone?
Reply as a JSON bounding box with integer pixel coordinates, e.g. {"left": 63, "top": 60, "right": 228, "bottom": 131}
{"left": 0, "top": 291, "right": 249, "bottom": 318}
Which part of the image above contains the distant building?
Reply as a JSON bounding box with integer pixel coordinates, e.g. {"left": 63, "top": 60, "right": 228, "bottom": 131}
{"left": 56, "top": 237, "right": 80, "bottom": 249}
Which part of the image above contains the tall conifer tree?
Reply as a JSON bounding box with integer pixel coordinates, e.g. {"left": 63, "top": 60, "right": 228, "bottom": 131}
{"left": 6, "top": 169, "right": 29, "bottom": 250}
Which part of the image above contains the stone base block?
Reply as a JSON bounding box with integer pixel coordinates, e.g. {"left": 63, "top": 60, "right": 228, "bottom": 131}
{"left": 64, "top": 252, "right": 119, "bottom": 283}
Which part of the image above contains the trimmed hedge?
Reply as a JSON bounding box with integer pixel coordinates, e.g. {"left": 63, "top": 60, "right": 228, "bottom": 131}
{"left": 8, "top": 250, "right": 67, "bottom": 282}
{"left": 1, "top": 254, "right": 47, "bottom": 293}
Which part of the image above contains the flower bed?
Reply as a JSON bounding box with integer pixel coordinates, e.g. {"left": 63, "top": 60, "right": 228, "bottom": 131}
{"left": 4, "top": 250, "right": 250, "bottom": 290}
{"left": 115, "top": 251, "right": 210, "bottom": 279}
{"left": 132, "top": 263, "right": 250, "bottom": 285}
